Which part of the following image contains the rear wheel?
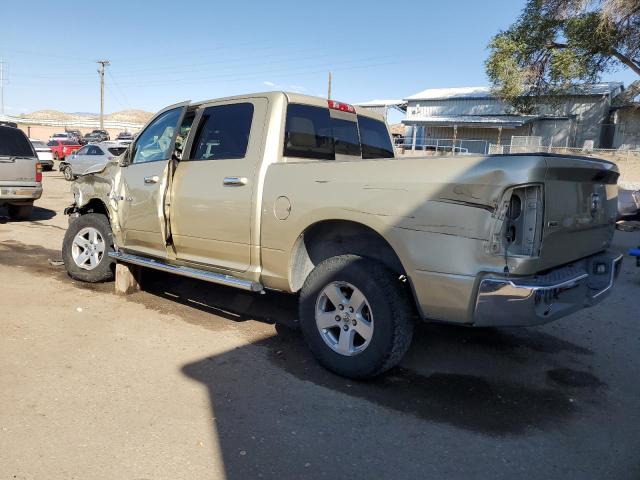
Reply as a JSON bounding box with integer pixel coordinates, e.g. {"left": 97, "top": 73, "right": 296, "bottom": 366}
{"left": 63, "top": 165, "right": 74, "bottom": 181}
{"left": 8, "top": 203, "right": 33, "bottom": 220}
{"left": 299, "top": 255, "right": 414, "bottom": 379}
{"left": 62, "top": 213, "right": 115, "bottom": 282}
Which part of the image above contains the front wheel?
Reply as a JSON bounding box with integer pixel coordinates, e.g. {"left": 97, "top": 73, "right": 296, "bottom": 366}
{"left": 62, "top": 213, "right": 115, "bottom": 282}
{"left": 299, "top": 255, "right": 415, "bottom": 379}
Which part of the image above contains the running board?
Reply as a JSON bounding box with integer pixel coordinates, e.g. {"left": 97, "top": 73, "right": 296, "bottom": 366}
{"left": 108, "top": 251, "right": 263, "bottom": 292}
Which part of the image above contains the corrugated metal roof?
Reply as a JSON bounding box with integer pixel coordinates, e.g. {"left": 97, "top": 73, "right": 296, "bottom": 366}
{"left": 405, "top": 82, "right": 624, "bottom": 101}
{"left": 354, "top": 99, "right": 406, "bottom": 107}
{"left": 402, "top": 115, "right": 539, "bottom": 127}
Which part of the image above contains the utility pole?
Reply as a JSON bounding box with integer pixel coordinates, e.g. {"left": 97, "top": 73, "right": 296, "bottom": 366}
{"left": 327, "top": 71, "right": 332, "bottom": 100}
{"left": 96, "top": 60, "right": 110, "bottom": 129}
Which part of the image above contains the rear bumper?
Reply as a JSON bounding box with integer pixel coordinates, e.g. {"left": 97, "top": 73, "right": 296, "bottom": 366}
{"left": 0, "top": 184, "right": 42, "bottom": 203}
{"left": 474, "top": 251, "right": 623, "bottom": 327}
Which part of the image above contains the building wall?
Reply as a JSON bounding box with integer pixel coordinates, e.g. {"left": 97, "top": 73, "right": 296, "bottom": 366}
{"left": 405, "top": 94, "right": 613, "bottom": 148}
{"left": 15, "top": 124, "right": 132, "bottom": 142}
{"left": 612, "top": 107, "right": 640, "bottom": 149}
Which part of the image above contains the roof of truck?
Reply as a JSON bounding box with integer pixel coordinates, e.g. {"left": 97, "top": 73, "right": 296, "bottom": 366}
{"left": 189, "top": 91, "right": 386, "bottom": 122}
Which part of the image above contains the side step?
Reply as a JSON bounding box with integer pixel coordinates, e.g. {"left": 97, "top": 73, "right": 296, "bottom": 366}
{"left": 108, "top": 251, "right": 263, "bottom": 292}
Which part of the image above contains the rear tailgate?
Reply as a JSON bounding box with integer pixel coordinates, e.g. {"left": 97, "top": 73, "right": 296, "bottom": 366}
{"left": 540, "top": 155, "right": 619, "bottom": 267}
{"left": 0, "top": 157, "right": 37, "bottom": 183}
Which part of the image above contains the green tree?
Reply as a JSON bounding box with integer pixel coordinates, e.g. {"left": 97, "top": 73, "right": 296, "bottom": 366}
{"left": 486, "top": 0, "right": 640, "bottom": 112}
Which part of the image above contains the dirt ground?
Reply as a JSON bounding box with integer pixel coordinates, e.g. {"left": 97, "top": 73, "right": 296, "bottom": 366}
{"left": 1, "top": 170, "right": 639, "bottom": 479}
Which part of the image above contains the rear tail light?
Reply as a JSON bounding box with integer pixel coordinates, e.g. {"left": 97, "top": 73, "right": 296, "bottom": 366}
{"left": 36, "top": 162, "right": 43, "bottom": 182}
{"left": 328, "top": 100, "right": 356, "bottom": 114}
{"left": 488, "top": 184, "right": 544, "bottom": 257}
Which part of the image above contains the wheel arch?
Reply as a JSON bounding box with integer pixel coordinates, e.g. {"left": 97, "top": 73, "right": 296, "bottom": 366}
{"left": 289, "top": 219, "right": 408, "bottom": 293}
{"left": 78, "top": 198, "right": 110, "bottom": 219}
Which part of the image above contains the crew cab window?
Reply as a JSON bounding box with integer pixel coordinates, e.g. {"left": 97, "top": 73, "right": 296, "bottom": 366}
{"left": 191, "top": 103, "right": 254, "bottom": 160}
{"left": 357, "top": 115, "right": 394, "bottom": 159}
{"left": 132, "top": 107, "right": 182, "bottom": 164}
{"left": 284, "top": 104, "right": 334, "bottom": 160}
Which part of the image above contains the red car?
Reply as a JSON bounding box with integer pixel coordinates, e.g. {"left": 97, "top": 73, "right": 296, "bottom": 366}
{"left": 47, "top": 139, "right": 81, "bottom": 160}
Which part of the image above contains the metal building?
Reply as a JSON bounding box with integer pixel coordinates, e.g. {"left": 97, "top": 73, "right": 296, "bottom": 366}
{"left": 395, "top": 83, "right": 624, "bottom": 154}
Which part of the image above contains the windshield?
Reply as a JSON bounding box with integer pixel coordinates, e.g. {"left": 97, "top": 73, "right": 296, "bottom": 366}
{"left": 0, "top": 127, "right": 36, "bottom": 156}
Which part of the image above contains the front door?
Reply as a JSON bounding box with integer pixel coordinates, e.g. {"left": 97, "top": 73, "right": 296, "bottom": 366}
{"left": 170, "top": 98, "right": 267, "bottom": 272}
{"left": 117, "top": 103, "right": 187, "bottom": 258}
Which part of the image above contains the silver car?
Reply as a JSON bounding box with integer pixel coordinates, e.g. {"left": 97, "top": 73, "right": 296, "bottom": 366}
{"left": 62, "top": 142, "right": 128, "bottom": 181}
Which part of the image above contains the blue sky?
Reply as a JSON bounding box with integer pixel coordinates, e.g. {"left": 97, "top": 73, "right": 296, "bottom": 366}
{"left": 0, "top": 0, "right": 636, "bottom": 117}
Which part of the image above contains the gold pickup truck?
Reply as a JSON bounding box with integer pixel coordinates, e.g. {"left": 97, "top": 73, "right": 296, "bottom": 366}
{"left": 62, "top": 92, "right": 622, "bottom": 379}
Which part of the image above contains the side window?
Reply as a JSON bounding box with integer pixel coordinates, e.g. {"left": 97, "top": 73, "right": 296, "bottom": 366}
{"left": 89, "top": 146, "right": 103, "bottom": 155}
{"left": 132, "top": 107, "right": 182, "bottom": 164}
{"left": 47, "top": 140, "right": 56, "bottom": 147}
{"left": 76, "top": 146, "right": 89, "bottom": 155}
{"left": 191, "top": 103, "right": 254, "bottom": 161}
{"left": 284, "top": 104, "right": 334, "bottom": 160}
{"left": 358, "top": 115, "right": 394, "bottom": 159}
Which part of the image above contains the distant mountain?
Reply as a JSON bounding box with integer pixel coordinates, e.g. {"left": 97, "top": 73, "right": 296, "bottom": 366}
{"left": 19, "top": 109, "right": 154, "bottom": 124}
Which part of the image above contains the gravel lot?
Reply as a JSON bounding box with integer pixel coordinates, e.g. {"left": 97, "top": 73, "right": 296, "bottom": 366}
{"left": 1, "top": 170, "right": 639, "bottom": 479}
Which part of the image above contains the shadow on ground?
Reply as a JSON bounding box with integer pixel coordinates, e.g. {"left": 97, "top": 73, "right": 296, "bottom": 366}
{"left": 0, "top": 240, "right": 613, "bottom": 479}
{"left": 0, "top": 205, "right": 57, "bottom": 223}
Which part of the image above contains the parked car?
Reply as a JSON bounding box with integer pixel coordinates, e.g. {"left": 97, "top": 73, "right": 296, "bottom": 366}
{"left": 60, "top": 142, "right": 127, "bottom": 180}
{"left": 115, "top": 131, "right": 134, "bottom": 146}
{"left": 618, "top": 186, "right": 640, "bottom": 219}
{"left": 91, "top": 129, "right": 110, "bottom": 141}
{"left": 0, "top": 121, "right": 18, "bottom": 128}
{"left": 65, "top": 129, "right": 84, "bottom": 144}
{"left": 29, "top": 139, "right": 54, "bottom": 171}
{"left": 49, "top": 132, "right": 73, "bottom": 142}
{"left": 47, "top": 139, "right": 82, "bottom": 160}
{"left": 62, "top": 92, "right": 622, "bottom": 379}
{"left": 83, "top": 132, "right": 102, "bottom": 144}
{"left": 0, "top": 125, "right": 42, "bottom": 220}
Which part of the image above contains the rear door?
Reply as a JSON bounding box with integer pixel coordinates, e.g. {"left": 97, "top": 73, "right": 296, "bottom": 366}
{"left": 70, "top": 146, "right": 90, "bottom": 174}
{"left": 116, "top": 102, "right": 189, "bottom": 258}
{"left": 170, "top": 98, "right": 267, "bottom": 272}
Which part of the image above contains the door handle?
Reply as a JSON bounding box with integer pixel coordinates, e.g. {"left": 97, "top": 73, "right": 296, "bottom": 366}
{"left": 144, "top": 175, "right": 159, "bottom": 184}
{"left": 223, "top": 176, "right": 247, "bottom": 186}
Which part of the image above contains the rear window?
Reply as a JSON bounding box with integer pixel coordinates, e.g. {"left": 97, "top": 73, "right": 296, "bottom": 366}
{"left": 332, "top": 117, "right": 361, "bottom": 156}
{"left": 0, "top": 127, "right": 35, "bottom": 157}
{"left": 357, "top": 115, "right": 394, "bottom": 159}
{"left": 63, "top": 140, "right": 78, "bottom": 145}
{"left": 107, "top": 147, "right": 127, "bottom": 156}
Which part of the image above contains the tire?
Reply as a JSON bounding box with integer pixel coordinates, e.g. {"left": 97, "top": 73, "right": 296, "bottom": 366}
{"left": 299, "top": 255, "right": 415, "bottom": 379}
{"left": 62, "top": 213, "right": 115, "bottom": 282}
{"left": 8, "top": 203, "right": 33, "bottom": 220}
{"left": 63, "top": 165, "right": 74, "bottom": 181}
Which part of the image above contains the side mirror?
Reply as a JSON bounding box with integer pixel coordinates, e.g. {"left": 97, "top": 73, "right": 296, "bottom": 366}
{"left": 119, "top": 144, "right": 133, "bottom": 167}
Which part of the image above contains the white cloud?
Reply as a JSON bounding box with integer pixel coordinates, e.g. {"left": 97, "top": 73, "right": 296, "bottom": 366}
{"left": 263, "top": 81, "right": 276, "bottom": 87}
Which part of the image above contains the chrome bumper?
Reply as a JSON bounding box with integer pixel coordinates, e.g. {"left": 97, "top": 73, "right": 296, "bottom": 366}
{"left": 474, "top": 251, "right": 623, "bottom": 327}
{"left": 0, "top": 185, "right": 43, "bottom": 202}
